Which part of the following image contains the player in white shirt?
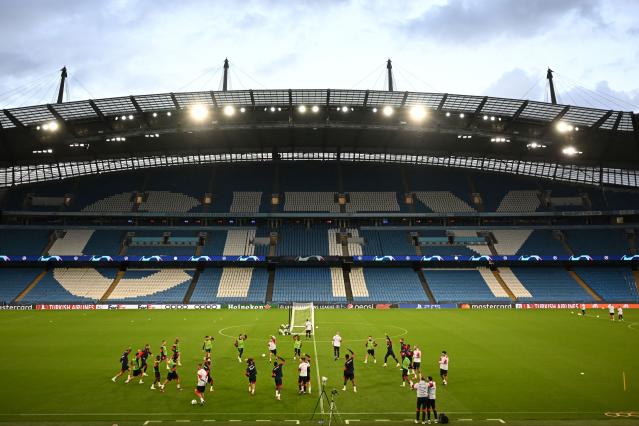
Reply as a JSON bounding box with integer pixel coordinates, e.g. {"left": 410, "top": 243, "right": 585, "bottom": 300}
{"left": 439, "top": 351, "right": 449, "bottom": 386}
{"left": 617, "top": 306, "right": 624, "bottom": 321}
{"left": 412, "top": 346, "right": 422, "bottom": 379}
{"left": 305, "top": 319, "right": 313, "bottom": 339}
{"left": 194, "top": 363, "right": 208, "bottom": 405}
{"left": 332, "top": 332, "right": 342, "bottom": 360}
{"left": 268, "top": 336, "right": 277, "bottom": 362}
{"left": 608, "top": 304, "right": 615, "bottom": 320}
{"left": 298, "top": 355, "right": 312, "bottom": 394}
{"left": 412, "top": 375, "right": 429, "bottom": 424}
{"left": 580, "top": 303, "right": 586, "bottom": 316}
{"left": 426, "top": 376, "right": 438, "bottom": 424}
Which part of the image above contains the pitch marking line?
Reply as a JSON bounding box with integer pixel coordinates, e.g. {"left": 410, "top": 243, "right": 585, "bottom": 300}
{"left": 284, "top": 421, "right": 300, "bottom": 424}
{"left": 623, "top": 371, "right": 627, "bottom": 391}
{"left": 311, "top": 319, "right": 323, "bottom": 415}
{"left": 344, "top": 420, "right": 360, "bottom": 424}
{"left": 486, "top": 420, "right": 506, "bottom": 424}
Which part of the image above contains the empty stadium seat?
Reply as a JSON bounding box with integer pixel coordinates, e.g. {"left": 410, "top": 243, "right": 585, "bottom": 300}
{"left": 355, "top": 268, "right": 426, "bottom": 302}
{"left": 510, "top": 267, "right": 593, "bottom": 301}
{"left": 574, "top": 268, "right": 639, "bottom": 302}
{"left": 107, "top": 269, "right": 194, "bottom": 303}
{"left": 423, "top": 269, "right": 511, "bottom": 303}
{"left": 284, "top": 192, "right": 339, "bottom": 212}
{"left": 0, "top": 268, "right": 42, "bottom": 303}
{"left": 272, "top": 268, "right": 346, "bottom": 302}
{"left": 414, "top": 191, "right": 476, "bottom": 213}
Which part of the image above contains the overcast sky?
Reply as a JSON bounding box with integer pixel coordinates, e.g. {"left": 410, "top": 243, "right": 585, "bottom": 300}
{"left": 1, "top": 0, "right": 638, "bottom": 111}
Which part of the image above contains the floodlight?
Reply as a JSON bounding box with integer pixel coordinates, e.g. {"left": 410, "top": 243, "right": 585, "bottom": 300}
{"left": 121, "top": 115, "right": 127, "bottom": 121}
{"left": 166, "top": 112, "right": 172, "bottom": 117}
{"left": 382, "top": 106, "right": 394, "bottom": 116}
{"left": 445, "top": 112, "right": 451, "bottom": 117}
{"left": 341, "top": 106, "right": 349, "bottom": 113}
{"left": 223, "top": 105, "right": 235, "bottom": 116}
{"left": 270, "top": 107, "right": 276, "bottom": 112}
{"left": 459, "top": 113, "right": 465, "bottom": 118}
{"left": 128, "top": 115, "right": 134, "bottom": 120}
{"left": 190, "top": 104, "right": 209, "bottom": 121}
{"left": 556, "top": 121, "right": 574, "bottom": 133}
{"left": 240, "top": 107, "right": 246, "bottom": 113}
{"left": 298, "top": 105, "right": 307, "bottom": 113}
{"left": 483, "top": 115, "right": 488, "bottom": 120}
{"left": 372, "top": 108, "right": 378, "bottom": 113}
{"left": 562, "top": 146, "right": 581, "bottom": 156}
{"left": 409, "top": 106, "right": 427, "bottom": 121}
{"left": 48, "top": 121, "right": 59, "bottom": 131}
{"left": 152, "top": 112, "right": 158, "bottom": 118}
{"left": 311, "top": 105, "right": 319, "bottom": 113}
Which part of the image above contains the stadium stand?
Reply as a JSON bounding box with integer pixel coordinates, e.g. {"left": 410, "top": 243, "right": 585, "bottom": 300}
{"left": 496, "top": 191, "right": 542, "bottom": 213}
{"left": 106, "top": 269, "right": 194, "bottom": 303}
{"left": 349, "top": 267, "right": 370, "bottom": 298}
{"left": 275, "top": 224, "right": 329, "bottom": 256}
{"left": 328, "top": 228, "right": 342, "bottom": 256}
{"left": 0, "top": 268, "right": 43, "bottom": 303}
{"left": 48, "top": 230, "right": 95, "bottom": 255}
{"left": 47, "top": 268, "right": 115, "bottom": 300}
{"left": 497, "top": 267, "right": 533, "bottom": 298}
{"left": 345, "top": 192, "right": 400, "bottom": 212}
{"left": 272, "top": 268, "right": 346, "bottom": 302}
{"left": 0, "top": 229, "right": 50, "bottom": 255}
{"left": 230, "top": 192, "right": 263, "bottom": 213}
{"left": 423, "top": 268, "right": 511, "bottom": 302}
{"left": 509, "top": 267, "right": 593, "bottom": 301}
{"left": 223, "top": 229, "right": 256, "bottom": 255}
{"left": 345, "top": 228, "right": 363, "bottom": 256}
{"left": 83, "top": 230, "right": 125, "bottom": 255}
{"left": 189, "top": 267, "right": 268, "bottom": 302}
{"left": 574, "top": 268, "right": 639, "bottom": 302}
{"left": 138, "top": 191, "right": 201, "bottom": 213}
{"left": 331, "top": 267, "right": 347, "bottom": 299}
{"left": 360, "top": 229, "right": 416, "bottom": 255}
{"left": 564, "top": 229, "right": 630, "bottom": 255}
{"left": 355, "top": 268, "right": 426, "bottom": 302}
{"left": 414, "top": 191, "right": 475, "bottom": 213}
{"left": 284, "top": 192, "right": 340, "bottom": 213}
{"left": 22, "top": 269, "right": 98, "bottom": 303}
{"left": 202, "top": 231, "right": 229, "bottom": 256}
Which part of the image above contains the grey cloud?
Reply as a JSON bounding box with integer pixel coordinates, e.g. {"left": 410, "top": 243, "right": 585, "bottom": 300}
{"left": 402, "top": 0, "right": 601, "bottom": 43}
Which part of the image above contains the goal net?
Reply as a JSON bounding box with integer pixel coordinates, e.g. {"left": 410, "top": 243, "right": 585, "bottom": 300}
{"left": 289, "top": 302, "right": 314, "bottom": 335}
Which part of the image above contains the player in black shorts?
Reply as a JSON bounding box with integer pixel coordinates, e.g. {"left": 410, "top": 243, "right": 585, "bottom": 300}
{"left": 342, "top": 349, "right": 357, "bottom": 392}
{"left": 150, "top": 355, "right": 162, "bottom": 391}
{"left": 246, "top": 358, "right": 257, "bottom": 395}
{"left": 111, "top": 347, "right": 132, "bottom": 382}
{"left": 203, "top": 357, "right": 214, "bottom": 391}
{"left": 272, "top": 356, "right": 285, "bottom": 400}
{"left": 160, "top": 340, "right": 168, "bottom": 369}
{"left": 384, "top": 335, "right": 400, "bottom": 367}
{"left": 161, "top": 354, "right": 181, "bottom": 390}
{"left": 127, "top": 350, "right": 144, "bottom": 384}
{"left": 141, "top": 344, "right": 152, "bottom": 376}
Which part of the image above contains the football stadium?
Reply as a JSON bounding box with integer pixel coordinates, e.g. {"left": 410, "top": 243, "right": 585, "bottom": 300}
{"left": 1, "top": 56, "right": 639, "bottom": 426}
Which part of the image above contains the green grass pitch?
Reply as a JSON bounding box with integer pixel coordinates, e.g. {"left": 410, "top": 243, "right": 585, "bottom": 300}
{"left": 0, "top": 308, "right": 637, "bottom": 425}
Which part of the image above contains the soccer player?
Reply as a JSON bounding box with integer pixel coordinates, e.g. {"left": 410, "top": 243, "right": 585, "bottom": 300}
{"left": 305, "top": 318, "right": 313, "bottom": 339}
{"left": 127, "top": 350, "right": 144, "bottom": 384}
{"left": 384, "top": 335, "right": 400, "bottom": 367}
{"left": 364, "top": 336, "right": 377, "bottom": 364}
{"left": 272, "top": 356, "right": 285, "bottom": 400}
{"left": 426, "top": 376, "right": 438, "bottom": 423}
{"left": 413, "top": 375, "right": 428, "bottom": 424}
{"left": 141, "top": 344, "right": 152, "bottom": 376}
{"left": 298, "top": 355, "right": 311, "bottom": 394}
{"left": 342, "top": 349, "right": 357, "bottom": 392}
{"left": 439, "top": 351, "right": 449, "bottom": 386}
{"left": 580, "top": 303, "right": 586, "bottom": 316}
{"left": 202, "top": 336, "right": 214, "bottom": 355}
{"left": 332, "top": 332, "right": 342, "bottom": 360}
{"left": 112, "top": 347, "right": 132, "bottom": 382}
{"left": 151, "top": 355, "right": 162, "bottom": 390}
{"left": 293, "top": 335, "right": 302, "bottom": 359}
{"left": 608, "top": 304, "right": 615, "bottom": 320}
{"left": 618, "top": 306, "right": 624, "bottom": 321}
{"left": 161, "top": 354, "right": 182, "bottom": 390}
{"left": 174, "top": 338, "right": 182, "bottom": 366}
{"left": 194, "top": 363, "right": 207, "bottom": 405}
{"left": 235, "top": 334, "right": 247, "bottom": 362}
{"left": 203, "top": 357, "right": 214, "bottom": 391}
{"left": 268, "top": 336, "right": 277, "bottom": 362}
{"left": 246, "top": 358, "right": 257, "bottom": 395}
{"left": 160, "top": 340, "right": 169, "bottom": 369}
{"left": 401, "top": 353, "right": 413, "bottom": 387}
{"left": 412, "top": 346, "right": 422, "bottom": 379}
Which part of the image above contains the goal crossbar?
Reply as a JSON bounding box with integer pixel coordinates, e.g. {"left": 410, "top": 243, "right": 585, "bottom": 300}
{"left": 289, "top": 302, "right": 314, "bottom": 335}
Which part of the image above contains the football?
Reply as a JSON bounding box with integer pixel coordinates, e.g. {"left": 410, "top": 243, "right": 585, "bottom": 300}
{"left": 261, "top": 353, "right": 266, "bottom": 357}
{"left": 191, "top": 399, "right": 197, "bottom": 405}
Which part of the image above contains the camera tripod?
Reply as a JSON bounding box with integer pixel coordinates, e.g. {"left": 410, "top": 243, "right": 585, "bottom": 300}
{"left": 310, "top": 385, "right": 342, "bottom": 425}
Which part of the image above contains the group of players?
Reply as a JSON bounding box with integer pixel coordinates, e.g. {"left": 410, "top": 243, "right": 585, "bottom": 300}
{"left": 110, "top": 321, "right": 449, "bottom": 423}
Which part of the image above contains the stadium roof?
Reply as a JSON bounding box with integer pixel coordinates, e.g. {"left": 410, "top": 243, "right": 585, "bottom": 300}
{"left": 0, "top": 88, "right": 638, "bottom": 187}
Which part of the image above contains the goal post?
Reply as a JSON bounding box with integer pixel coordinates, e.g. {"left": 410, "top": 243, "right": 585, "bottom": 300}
{"left": 289, "top": 302, "right": 314, "bottom": 335}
